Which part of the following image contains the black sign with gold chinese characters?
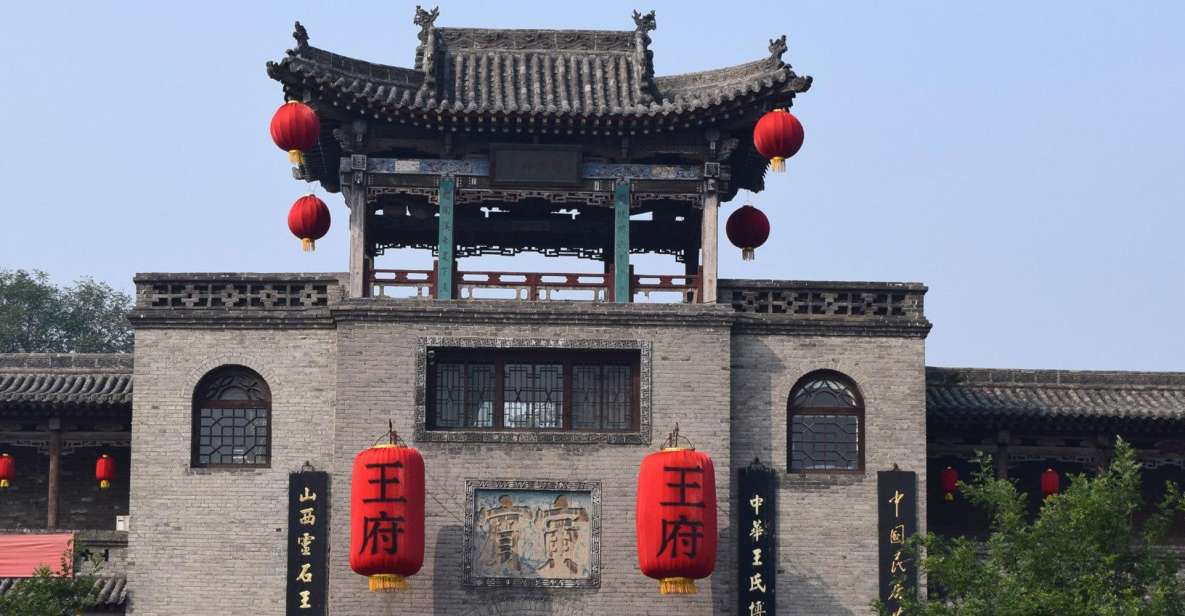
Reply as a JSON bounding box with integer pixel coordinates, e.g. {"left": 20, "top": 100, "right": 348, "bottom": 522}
{"left": 877, "top": 470, "right": 917, "bottom": 615}
{"left": 738, "top": 460, "right": 777, "bottom": 616}
{"left": 287, "top": 471, "right": 328, "bottom": 615}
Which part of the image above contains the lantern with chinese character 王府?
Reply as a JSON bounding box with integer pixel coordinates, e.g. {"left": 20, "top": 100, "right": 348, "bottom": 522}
{"left": 726, "top": 204, "right": 770, "bottom": 261}
{"left": 0, "top": 453, "right": 12, "bottom": 489}
{"left": 288, "top": 194, "right": 331, "bottom": 252}
{"left": 940, "top": 466, "right": 958, "bottom": 502}
{"left": 349, "top": 431, "right": 425, "bottom": 592}
{"left": 95, "top": 454, "right": 116, "bottom": 490}
{"left": 1041, "top": 468, "right": 1060, "bottom": 499}
{"left": 636, "top": 426, "right": 717, "bottom": 594}
{"left": 753, "top": 108, "right": 804, "bottom": 172}
{"left": 270, "top": 100, "right": 320, "bottom": 166}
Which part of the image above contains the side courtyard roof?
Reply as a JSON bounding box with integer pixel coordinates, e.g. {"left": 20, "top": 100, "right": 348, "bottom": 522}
{"left": 0, "top": 354, "right": 132, "bottom": 412}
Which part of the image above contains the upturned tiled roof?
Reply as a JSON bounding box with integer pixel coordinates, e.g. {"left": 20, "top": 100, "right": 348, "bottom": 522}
{"left": 267, "top": 10, "right": 811, "bottom": 129}
{"left": 0, "top": 575, "right": 127, "bottom": 606}
{"left": 0, "top": 354, "right": 132, "bottom": 411}
{"left": 927, "top": 367, "right": 1185, "bottom": 425}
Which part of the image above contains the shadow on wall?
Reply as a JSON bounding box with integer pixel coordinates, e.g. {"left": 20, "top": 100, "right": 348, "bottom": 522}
{"left": 783, "top": 565, "right": 854, "bottom": 616}
{"left": 732, "top": 336, "right": 786, "bottom": 465}
{"left": 432, "top": 523, "right": 592, "bottom": 616}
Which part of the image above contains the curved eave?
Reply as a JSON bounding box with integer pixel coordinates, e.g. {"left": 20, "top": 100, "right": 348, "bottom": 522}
{"left": 268, "top": 47, "right": 812, "bottom": 135}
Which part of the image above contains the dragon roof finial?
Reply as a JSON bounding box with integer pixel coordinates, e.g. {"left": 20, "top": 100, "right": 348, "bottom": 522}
{"left": 415, "top": 5, "right": 440, "bottom": 39}
{"left": 293, "top": 21, "right": 309, "bottom": 50}
{"left": 768, "top": 35, "right": 788, "bottom": 62}
{"left": 632, "top": 9, "right": 656, "bottom": 34}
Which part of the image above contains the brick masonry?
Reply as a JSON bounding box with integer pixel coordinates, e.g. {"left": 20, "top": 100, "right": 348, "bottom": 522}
{"left": 125, "top": 293, "right": 927, "bottom": 615}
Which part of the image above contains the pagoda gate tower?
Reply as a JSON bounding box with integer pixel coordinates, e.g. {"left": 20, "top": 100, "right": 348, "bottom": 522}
{"left": 268, "top": 8, "right": 810, "bottom": 302}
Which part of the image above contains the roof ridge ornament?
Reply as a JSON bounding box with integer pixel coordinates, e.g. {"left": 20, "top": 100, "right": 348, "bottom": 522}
{"left": 632, "top": 9, "right": 657, "bottom": 34}
{"left": 768, "top": 35, "right": 787, "bottom": 64}
{"left": 293, "top": 21, "right": 309, "bottom": 50}
{"left": 415, "top": 5, "right": 440, "bottom": 43}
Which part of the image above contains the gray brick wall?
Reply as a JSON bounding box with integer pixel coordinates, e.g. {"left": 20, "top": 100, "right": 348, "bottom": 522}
{"left": 126, "top": 328, "right": 336, "bottom": 615}
{"left": 328, "top": 307, "right": 734, "bottom": 615}
{"left": 731, "top": 334, "right": 927, "bottom": 616}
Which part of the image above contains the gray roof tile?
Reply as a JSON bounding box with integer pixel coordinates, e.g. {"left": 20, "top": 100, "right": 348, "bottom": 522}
{"left": 0, "top": 354, "right": 132, "bottom": 411}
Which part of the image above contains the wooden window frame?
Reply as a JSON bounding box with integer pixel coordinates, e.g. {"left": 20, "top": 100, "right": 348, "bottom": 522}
{"left": 191, "top": 365, "right": 272, "bottom": 469}
{"left": 427, "top": 348, "right": 641, "bottom": 433}
{"left": 787, "top": 370, "right": 866, "bottom": 474}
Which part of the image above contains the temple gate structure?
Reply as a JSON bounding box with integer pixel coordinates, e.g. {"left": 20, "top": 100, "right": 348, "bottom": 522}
{"left": 2, "top": 8, "right": 1185, "bottom": 616}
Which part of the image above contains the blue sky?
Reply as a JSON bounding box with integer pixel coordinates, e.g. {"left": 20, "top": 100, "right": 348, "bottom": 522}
{"left": 1, "top": 2, "right": 1182, "bottom": 370}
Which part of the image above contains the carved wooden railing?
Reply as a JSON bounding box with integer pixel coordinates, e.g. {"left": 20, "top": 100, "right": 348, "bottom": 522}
{"left": 370, "top": 266, "right": 700, "bottom": 303}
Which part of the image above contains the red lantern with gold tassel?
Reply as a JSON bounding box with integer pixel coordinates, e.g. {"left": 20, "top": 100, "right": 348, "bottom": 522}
{"left": 753, "top": 109, "right": 804, "bottom": 172}
{"left": 349, "top": 431, "right": 425, "bottom": 592}
{"left": 726, "top": 205, "right": 770, "bottom": 261}
{"left": 1041, "top": 468, "right": 1060, "bottom": 499}
{"left": 636, "top": 426, "right": 717, "bottom": 594}
{"left": 288, "top": 194, "right": 331, "bottom": 252}
{"left": 95, "top": 454, "right": 116, "bottom": 490}
{"left": 270, "top": 100, "right": 320, "bottom": 166}
{"left": 0, "top": 453, "right": 13, "bottom": 489}
{"left": 940, "top": 466, "right": 958, "bottom": 502}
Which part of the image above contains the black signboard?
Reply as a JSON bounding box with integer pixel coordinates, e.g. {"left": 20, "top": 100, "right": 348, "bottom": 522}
{"left": 738, "top": 460, "right": 777, "bottom": 616}
{"left": 877, "top": 470, "right": 917, "bottom": 614}
{"left": 490, "top": 144, "right": 582, "bottom": 186}
{"left": 287, "top": 471, "right": 329, "bottom": 615}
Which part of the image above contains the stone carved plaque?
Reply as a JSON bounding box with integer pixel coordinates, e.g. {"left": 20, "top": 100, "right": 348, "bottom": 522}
{"left": 464, "top": 480, "right": 601, "bottom": 588}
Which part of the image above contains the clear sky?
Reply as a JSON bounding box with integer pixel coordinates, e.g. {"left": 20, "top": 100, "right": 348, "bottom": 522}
{"left": 1, "top": 1, "right": 1182, "bottom": 371}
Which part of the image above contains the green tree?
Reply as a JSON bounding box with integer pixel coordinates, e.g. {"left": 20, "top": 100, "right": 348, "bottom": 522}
{"left": 876, "top": 438, "right": 1185, "bottom": 616}
{"left": 0, "top": 549, "right": 98, "bottom": 616}
{"left": 0, "top": 269, "right": 132, "bottom": 353}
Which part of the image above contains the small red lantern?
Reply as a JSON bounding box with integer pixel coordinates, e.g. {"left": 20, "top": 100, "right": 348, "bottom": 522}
{"left": 1041, "top": 468, "right": 1060, "bottom": 499}
{"left": 0, "top": 453, "right": 13, "bottom": 489}
{"left": 349, "top": 440, "right": 425, "bottom": 592}
{"left": 270, "top": 100, "right": 320, "bottom": 166}
{"left": 725, "top": 205, "right": 770, "bottom": 261}
{"left": 95, "top": 454, "right": 116, "bottom": 490}
{"left": 753, "top": 108, "right": 804, "bottom": 172}
{"left": 636, "top": 429, "right": 717, "bottom": 594}
{"left": 940, "top": 466, "right": 958, "bottom": 502}
{"left": 288, "top": 194, "right": 331, "bottom": 252}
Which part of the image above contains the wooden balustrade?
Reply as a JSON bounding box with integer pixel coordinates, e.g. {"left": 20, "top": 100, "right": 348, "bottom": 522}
{"left": 369, "top": 265, "right": 701, "bottom": 303}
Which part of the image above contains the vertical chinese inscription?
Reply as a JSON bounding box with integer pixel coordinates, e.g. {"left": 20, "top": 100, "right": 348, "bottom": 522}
{"left": 738, "top": 462, "right": 777, "bottom": 616}
{"left": 877, "top": 470, "right": 917, "bottom": 616}
{"left": 287, "top": 471, "right": 329, "bottom": 615}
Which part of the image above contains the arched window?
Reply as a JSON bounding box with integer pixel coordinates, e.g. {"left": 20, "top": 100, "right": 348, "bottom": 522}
{"left": 788, "top": 371, "right": 864, "bottom": 472}
{"left": 192, "top": 366, "right": 271, "bottom": 468}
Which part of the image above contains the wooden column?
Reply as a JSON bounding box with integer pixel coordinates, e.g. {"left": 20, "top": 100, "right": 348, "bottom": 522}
{"left": 700, "top": 185, "right": 719, "bottom": 303}
{"left": 437, "top": 176, "right": 456, "bottom": 300}
{"left": 995, "top": 430, "right": 1010, "bottom": 479}
{"left": 47, "top": 418, "right": 61, "bottom": 529}
{"left": 346, "top": 184, "right": 369, "bottom": 298}
{"left": 613, "top": 181, "right": 631, "bottom": 303}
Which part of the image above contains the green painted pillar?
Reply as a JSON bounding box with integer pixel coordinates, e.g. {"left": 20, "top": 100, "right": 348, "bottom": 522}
{"left": 437, "top": 176, "right": 456, "bottom": 300}
{"left": 614, "top": 181, "right": 630, "bottom": 303}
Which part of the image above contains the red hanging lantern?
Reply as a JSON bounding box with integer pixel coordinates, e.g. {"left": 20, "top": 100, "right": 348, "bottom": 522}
{"left": 636, "top": 430, "right": 717, "bottom": 594}
{"left": 269, "top": 100, "right": 320, "bottom": 166}
{"left": 349, "top": 440, "right": 425, "bottom": 592}
{"left": 1041, "top": 468, "right": 1060, "bottom": 499}
{"left": 95, "top": 454, "right": 116, "bottom": 490}
{"left": 288, "top": 194, "right": 331, "bottom": 252}
{"left": 725, "top": 205, "right": 770, "bottom": 261}
{"left": 940, "top": 466, "right": 958, "bottom": 502}
{"left": 753, "top": 109, "right": 804, "bottom": 172}
{"left": 0, "top": 453, "right": 13, "bottom": 489}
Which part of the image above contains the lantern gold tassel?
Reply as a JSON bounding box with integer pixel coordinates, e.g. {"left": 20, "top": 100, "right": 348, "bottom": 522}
{"left": 945, "top": 492, "right": 954, "bottom": 502}
{"left": 0, "top": 479, "right": 7, "bottom": 489}
{"left": 659, "top": 577, "right": 697, "bottom": 594}
{"left": 288, "top": 150, "right": 305, "bottom": 166}
{"left": 369, "top": 574, "right": 408, "bottom": 592}
{"left": 100, "top": 480, "right": 109, "bottom": 490}
{"left": 770, "top": 156, "right": 785, "bottom": 172}
{"left": 302, "top": 238, "right": 315, "bottom": 252}
{"left": 742, "top": 247, "right": 755, "bottom": 261}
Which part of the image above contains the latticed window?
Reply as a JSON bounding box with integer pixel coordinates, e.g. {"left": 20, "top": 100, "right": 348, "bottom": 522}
{"left": 788, "top": 371, "right": 864, "bottom": 472}
{"left": 428, "top": 349, "right": 638, "bottom": 432}
{"left": 192, "top": 366, "right": 271, "bottom": 467}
